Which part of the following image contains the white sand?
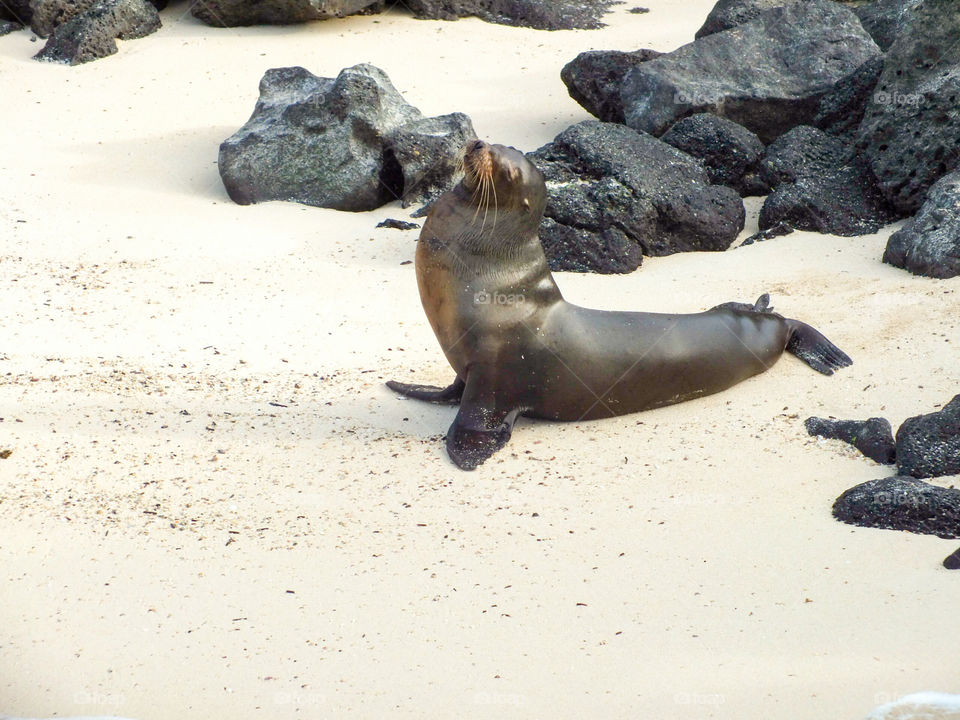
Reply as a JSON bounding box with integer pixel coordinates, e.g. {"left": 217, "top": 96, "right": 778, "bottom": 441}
{"left": 1, "top": 2, "right": 958, "bottom": 718}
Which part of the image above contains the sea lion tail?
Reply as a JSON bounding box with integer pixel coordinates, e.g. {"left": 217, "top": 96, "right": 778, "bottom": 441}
{"left": 784, "top": 321, "right": 853, "bottom": 376}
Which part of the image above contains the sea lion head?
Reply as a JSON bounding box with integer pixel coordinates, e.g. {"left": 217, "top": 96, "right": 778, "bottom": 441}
{"left": 460, "top": 140, "right": 547, "bottom": 228}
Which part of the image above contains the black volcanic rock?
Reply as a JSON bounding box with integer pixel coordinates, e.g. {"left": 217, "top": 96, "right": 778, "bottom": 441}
{"left": 833, "top": 476, "right": 960, "bottom": 539}
{"left": 33, "top": 0, "right": 160, "bottom": 65}
{"left": 219, "top": 64, "right": 471, "bottom": 212}
{"left": 856, "top": 0, "right": 960, "bottom": 214}
{"left": 896, "top": 395, "right": 960, "bottom": 479}
{"left": 883, "top": 170, "right": 960, "bottom": 279}
{"left": 561, "top": 49, "right": 662, "bottom": 124}
{"left": 401, "top": 0, "right": 618, "bottom": 29}
{"left": 854, "top": 0, "right": 922, "bottom": 51}
{"left": 192, "top": 0, "right": 380, "bottom": 27}
{"left": 805, "top": 416, "right": 897, "bottom": 465}
{"left": 385, "top": 112, "right": 477, "bottom": 207}
{"left": 528, "top": 120, "right": 745, "bottom": 273}
{"left": 739, "top": 221, "right": 794, "bottom": 246}
{"left": 621, "top": 0, "right": 881, "bottom": 143}
{"left": 660, "top": 113, "right": 769, "bottom": 196}
{"left": 538, "top": 218, "right": 643, "bottom": 274}
{"left": 0, "top": 0, "right": 32, "bottom": 25}
{"left": 812, "top": 55, "right": 883, "bottom": 140}
{"left": 944, "top": 546, "right": 960, "bottom": 570}
{"left": 758, "top": 125, "right": 896, "bottom": 236}
{"left": 0, "top": 19, "right": 23, "bottom": 33}
{"left": 31, "top": 0, "right": 96, "bottom": 37}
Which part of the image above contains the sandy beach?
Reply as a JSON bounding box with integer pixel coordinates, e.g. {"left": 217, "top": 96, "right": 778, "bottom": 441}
{"left": 1, "top": 1, "right": 959, "bottom": 718}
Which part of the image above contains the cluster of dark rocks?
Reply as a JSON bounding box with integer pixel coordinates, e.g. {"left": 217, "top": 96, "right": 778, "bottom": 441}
{"left": 0, "top": 0, "right": 617, "bottom": 65}
{"left": 559, "top": 0, "right": 960, "bottom": 277}
{"left": 807, "top": 395, "right": 960, "bottom": 565}
{"left": 191, "top": 0, "right": 618, "bottom": 30}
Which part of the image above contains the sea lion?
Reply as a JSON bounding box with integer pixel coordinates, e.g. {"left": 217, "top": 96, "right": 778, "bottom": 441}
{"left": 387, "top": 139, "right": 852, "bottom": 470}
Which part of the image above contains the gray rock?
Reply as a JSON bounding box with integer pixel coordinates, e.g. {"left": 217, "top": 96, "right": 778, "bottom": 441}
{"left": 33, "top": 0, "right": 160, "bottom": 65}
{"left": 401, "top": 0, "right": 618, "bottom": 30}
{"left": 854, "top": 0, "right": 922, "bottom": 51}
{"left": 856, "top": 0, "right": 960, "bottom": 214}
{"left": 0, "top": 19, "right": 23, "bottom": 33}
{"left": 883, "top": 170, "right": 960, "bottom": 278}
{"left": 805, "top": 416, "right": 897, "bottom": 464}
{"left": 896, "top": 394, "right": 960, "bottom": 479}
{"left": 621, "top": 0, "right": 881, "bottom": 143}
{"left": 660, "top": 113, "right": 769, "bottom": 196}
{"left": 560, "top": 48, "right": 662, "bottom": 124}
{"left": 694, "top": 0, "right": 788, "bottom": 38}
{"left": 31, "top": 0, "right": 96, "bottom": 37}
{"left": 758, "top": 125, "right": 896, "bottom": 235}
{"left": 528, "top": 120, "right": 745, "bottom": 273}
{"left": 0, "top": 0, "right": 32, "bottom": 25}
{"left": 812, "top": 55, "right": 883, "bottom": 139}
{"left": 385, "top": 112, "right": 477, "bottom": 208}
{"left": 192, "top": 0, "right": 380, "bottom": 27}
{"left": 219, "top": 64, "right": 470, "bottom": 213}
{"left": 833, "top": 475, "right": 960, "bottom": 539}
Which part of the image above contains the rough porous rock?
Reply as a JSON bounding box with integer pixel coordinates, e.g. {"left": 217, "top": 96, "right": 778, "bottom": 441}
{"left": 694, "top": 0, "right": 787, "bottom": 39}
{"left": 528, "top": 120, "right": 745, "bottom": 273}
{"left": 738, "top": 221, "right": 793, "bottom": 246}
{"left": 895, "top": 394, "right": 960, "bottom": 479}
{"left": 402, "top": 0, "right": 618, "bottom": 30}
{"left": 384, "top": 112, "right": 477, "bottom": 207}
{"left": 376, "top": 218, "right": 419, "bottom": 231}
{"left": 561, "top": 49, "right": 662, "bottom": 124}
{"left": 192, "top": 0, "right": 380, "bottom": 27}
{"left": 219, "top": 64, "right": 470, "bottom": 213}
{"left": 0, "top": 19, "right": 23, "bottom": 33}
{"left": 31, "top": 0, "right": 96, "bottom": 37}
{"left": 758, "top": 125, "right": 895, "bottom": 235}
{"left": 854, "top": 0, "right": 922, "bottom": 51}
{"left": 805, "top": 416, "right": 896, "bottom": 465}
{"left": 538, "top": 218, "right": 643, "bottom": 274}
{"left": 812, "top": 55, "right": 883, "bottom": 139}
{"left": 660, "top": 113, "right": 769, "bottom": 196}
{"left": 857, "top": 0, "right": 960, "bottom": 214}
{"left": 883, "top": 170, "right": 960, "bottom": 279}
{"left": 833, "top": 476, "right": 960, "bottom": 539}
{"left": 33, "top": 0, "right": 160, "bottom": 65}
{"left": 0, "top": 0, "right": 32, "bottom": 25}
{"left": 621, "top": 0, "right": 881, "bottom": 143}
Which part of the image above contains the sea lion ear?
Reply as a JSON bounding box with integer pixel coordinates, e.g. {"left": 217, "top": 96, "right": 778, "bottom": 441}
{"left": 522, "top": 197, "right": 531, "bottom": 210}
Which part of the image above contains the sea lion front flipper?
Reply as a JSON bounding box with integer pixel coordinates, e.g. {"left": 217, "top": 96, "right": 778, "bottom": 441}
{"left": 445, "top": 368, "right": 521, "bottom": 471}
{"left": 386, "top": 377, "right": 465, "bottom": 405}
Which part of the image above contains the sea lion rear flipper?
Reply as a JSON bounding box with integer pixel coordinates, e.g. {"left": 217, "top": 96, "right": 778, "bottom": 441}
{"left": 386, "top": 377, "right": 465, "bottom": 405}
{"left": 785, "top": 320, "right": 853, "bottom": 376}
{"left": 446, "top": 368, "right": 520, "bottom": 470}
{"left": 710, "top": 293, "right": 774, "bottom": 314}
